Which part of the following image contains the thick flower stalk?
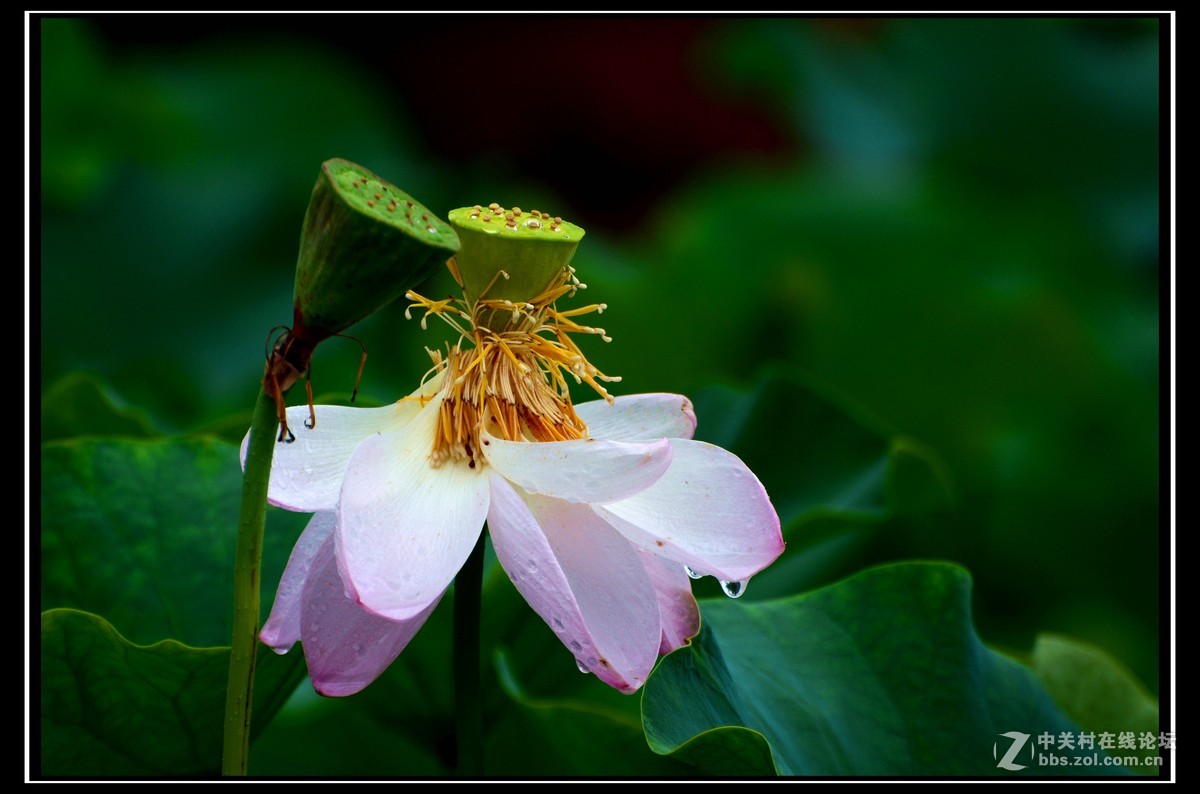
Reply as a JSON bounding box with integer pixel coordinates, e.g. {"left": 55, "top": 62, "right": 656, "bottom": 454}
{"left": 250, "top": 204, "right": 784, "bottom": 697}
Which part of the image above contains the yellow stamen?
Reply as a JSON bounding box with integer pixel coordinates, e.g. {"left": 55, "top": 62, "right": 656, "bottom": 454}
{"left": 406, "top": 264, "right": 611, "bottom": 467}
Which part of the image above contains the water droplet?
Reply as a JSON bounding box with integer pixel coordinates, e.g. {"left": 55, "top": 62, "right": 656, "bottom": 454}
{"left": 569, "top": 640, "right": 582, "bottom": 652}
{"left": 552, "top": 617, "right": 564, "bottom": 631}
{"left": 685, "top": 565, "right": 704, "bottom": 580}
{"left": 308, "top": 622, "right": 321, "bottom": 633}
{"left": 576, "top": 660, "right": 591, "bottom": 674}
{"left": 719, "top": 579, "right": 748, "bottom": 598}
{"left": 526, "top": 559, "right": 538, "bottom": 574}
{"left": 352, "top": 642, "right": 364, "bottom": 655}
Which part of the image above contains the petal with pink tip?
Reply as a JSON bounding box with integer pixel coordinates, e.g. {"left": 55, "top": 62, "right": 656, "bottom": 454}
{"left": 300, "top": 534, "right": 442, "bottom": 697}
{"left": 336, "top": 394, "right": 490, "bottom": 621}
{"left": 595, "top": 439, "right": 784, "bottom": 582}
{"left": 260, "top": 511, "right": 337, "bottom": 653}
{"left": 483, "top": 432, "right": 672, "bottom": 505}
{"left": 574, "top": 393, "right": 696, "bottom": 441}
{"left": 487, "top": 475, "right": 660, "bottom": 693}
{"left": 634, "top": 546, "right": 701, "bottom": 655}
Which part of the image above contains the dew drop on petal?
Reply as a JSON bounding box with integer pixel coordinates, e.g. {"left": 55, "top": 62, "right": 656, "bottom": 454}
{"left": 352, "top": 642, "right": 364, "bottom": 655}
{"left": 576, "top": 659, "right": 591, "bottom": 674}
{"left": 684, "top": 565, "right": 704, "bottom": 580}
{"left": 569, "top": 640, "right": 582, "bottom": 652}
{"left": 719, "top": 579, "right": 748, "bottom": 598}
{"left": 552, "top": 617, "right": 564, "bottom": 631}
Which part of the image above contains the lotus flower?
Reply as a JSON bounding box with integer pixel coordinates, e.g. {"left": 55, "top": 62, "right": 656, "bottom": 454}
{"left": 249, "top": 203, "right": 784, "bottom": 696}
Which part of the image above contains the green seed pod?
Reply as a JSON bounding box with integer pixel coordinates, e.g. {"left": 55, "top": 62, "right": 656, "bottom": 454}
{"left": 292, "top": 158, "right": 460, "bottom": 344}
{"left": 447, "top": 204, "right": 585, "bottom": 307}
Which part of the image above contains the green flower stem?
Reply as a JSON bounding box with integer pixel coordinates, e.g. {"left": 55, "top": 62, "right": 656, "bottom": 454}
{"left": 222, "top": 387, "right": 280, "bottom": 776}
{"left": 454, "top": 530, "right": 487, "bottom": 777}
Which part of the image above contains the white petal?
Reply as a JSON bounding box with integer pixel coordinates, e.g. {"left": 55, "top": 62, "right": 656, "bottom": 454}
{"left": 634, "top": 546, "right": 701, "bottom": 655}
{"left": 574, "top": 393, "right": 696, "bottom": 441}
{"left": 241, "top": 373, "right": 444, "bottom": 513}
{"left": 336, "top": 393, "right": 490, "bottom": 621}
{"left": 595, "top": 439, "right": 784, "bottom": 582}
{"left": 483, "top": 431, "right": 672, "bottom": 504}
{"left": 487, "top": 475, "right": 661, "bottom": 693}
{"left": 260, "top": 512, "right": 337, "bottom": 653}
{"left": 301, "top": 536, "right": 442, "bottom": 697}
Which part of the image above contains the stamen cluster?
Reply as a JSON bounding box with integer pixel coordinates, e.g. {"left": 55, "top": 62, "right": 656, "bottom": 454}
{"left": 405, "top": 264, "right": 620, "bottom": 468}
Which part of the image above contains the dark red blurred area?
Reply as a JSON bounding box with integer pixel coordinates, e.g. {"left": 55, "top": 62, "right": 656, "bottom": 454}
{"left": 92, "top": 14, "right": 792, "bottom": 231}
{"left": 398, "top": 18, "right": 790, "bottom": 226}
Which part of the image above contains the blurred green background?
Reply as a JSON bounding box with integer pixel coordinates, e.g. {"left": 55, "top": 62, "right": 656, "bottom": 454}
{"left": 40, "top": 12, "right": 1162, "bottom": 717}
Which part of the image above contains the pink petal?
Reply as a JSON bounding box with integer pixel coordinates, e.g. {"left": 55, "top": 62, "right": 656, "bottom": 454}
{"left": 336, "top": 394, "right": 490, "bottom": 621}
{"left": 634, "top": 546, "right": 701, "bottom": 655}
{"left": 240, "top": 405, "right": 417, "bottom": 513}
{"left": 482, "top": 432, "right": 673, "bottom": 504}
{"left": 260, "top": 512, "right": 337, "bottom": 653}
{"left": 487, "top": 475, "right": 660, "bottom": 693}
{"left": 300, "top": 532, "right": 441, "bottom": 697}
{"left": 574, "top": 393, "right": 696, "bottom": 441}
{"left": 240, "top": 373, "right": 444, "bottom": 512}
{"left": 595, "top": 439, "right": 784, "bottom": 582}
